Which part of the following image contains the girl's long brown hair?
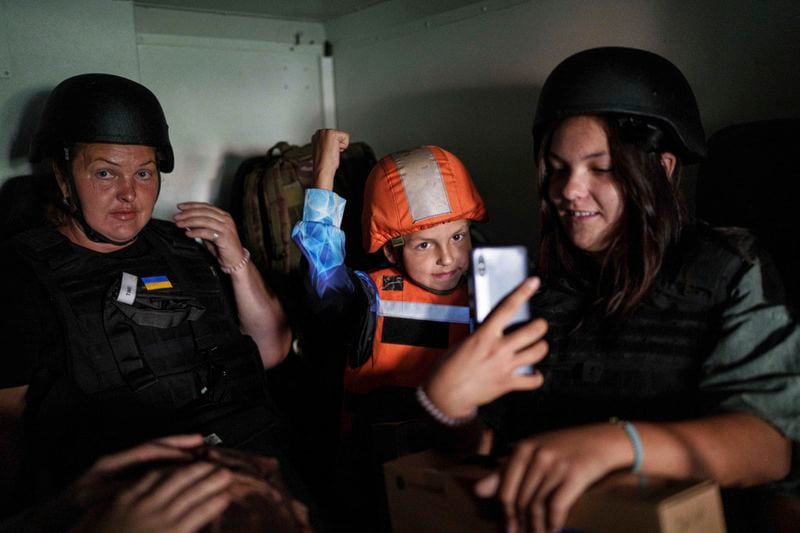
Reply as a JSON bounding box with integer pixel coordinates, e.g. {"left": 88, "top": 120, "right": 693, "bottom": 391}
{"left": 538, "top": 115, "right": 686, "bottom": 317}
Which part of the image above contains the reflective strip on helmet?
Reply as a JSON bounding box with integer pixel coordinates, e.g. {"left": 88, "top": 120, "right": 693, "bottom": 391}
{"left": 378, "top": 299, "right": 470, "bottom": 324}
{"left": 392, "top": 147, "right": 452, "bottom": 222}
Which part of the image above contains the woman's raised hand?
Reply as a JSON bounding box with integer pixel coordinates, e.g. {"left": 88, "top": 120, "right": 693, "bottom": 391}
{"left": 174, "top": 202, "right": 248, "bottom": 272}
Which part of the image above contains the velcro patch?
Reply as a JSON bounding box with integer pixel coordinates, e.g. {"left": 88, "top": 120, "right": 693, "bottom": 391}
{"left": 382, "top": 275, "right": 404, "bottom": 291}
{"left": 381, "top": 317, "right": 449, "bottom": 348}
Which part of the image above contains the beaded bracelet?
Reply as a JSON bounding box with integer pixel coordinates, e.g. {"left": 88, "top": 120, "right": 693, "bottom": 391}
{"left": 416, "top": 385, "right": 477, "bottom": 427}
{"left": 220, "top": 248, "right": 251, "bottom": 274}
{"left": 614, "top": 419, "right": 644, "bottom": 474}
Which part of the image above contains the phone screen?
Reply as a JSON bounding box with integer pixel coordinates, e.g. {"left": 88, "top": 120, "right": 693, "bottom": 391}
{"left": 469, "top": 246, "right": 533, "bottom": 375}
{"left": 470, "top": 246, "right": 530, "bottom": 325}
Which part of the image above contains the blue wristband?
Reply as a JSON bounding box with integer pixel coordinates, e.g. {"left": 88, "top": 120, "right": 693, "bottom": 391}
{"left": 619, "top": 421, "right": 644, "bottom": 474}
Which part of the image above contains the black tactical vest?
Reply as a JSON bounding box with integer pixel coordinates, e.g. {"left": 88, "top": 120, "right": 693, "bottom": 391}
{"left": 488, "top": 225, "right": 754, "bottom": 445}
{"left": 13, "top": 221, "right": 282, "bottom": 485}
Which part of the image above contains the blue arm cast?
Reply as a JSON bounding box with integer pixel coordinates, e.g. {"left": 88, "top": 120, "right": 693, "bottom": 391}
{"left": 291, "top": 188, "right": 357, "bottom": 298}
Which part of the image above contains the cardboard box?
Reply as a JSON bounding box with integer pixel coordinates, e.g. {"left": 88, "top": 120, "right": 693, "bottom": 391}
{"left": 384, "top": 450, "right": 726, "bottom": 533}
{"left": 566, "top": 475, "right": 726, "bottom": 533}
{"left": 384, "top": 450, "right": 503, "bottom": 533}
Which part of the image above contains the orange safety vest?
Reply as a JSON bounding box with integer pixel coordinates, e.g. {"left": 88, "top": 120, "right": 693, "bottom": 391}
{"left": 344, "top": 267, "right": 472, "bottom": 393}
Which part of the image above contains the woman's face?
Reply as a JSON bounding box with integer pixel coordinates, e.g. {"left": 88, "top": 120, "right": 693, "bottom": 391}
{"left": 57, "top": 143, "right": 159, "bottom": 246}
{"left": 546, "top": 115, "right": 623, "bottom": 254}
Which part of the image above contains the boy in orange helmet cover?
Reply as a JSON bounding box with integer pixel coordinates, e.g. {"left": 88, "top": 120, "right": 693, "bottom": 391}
{"left": 291, "top": 129, "right": 488, "bottom": 530}
{"left": 292, "top": 129, "right": 487, "bottom": 397}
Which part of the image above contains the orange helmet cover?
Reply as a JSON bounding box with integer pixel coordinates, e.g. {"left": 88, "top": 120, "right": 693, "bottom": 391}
{"left": 362, "top": 145, "right": 487, "bottom": 253}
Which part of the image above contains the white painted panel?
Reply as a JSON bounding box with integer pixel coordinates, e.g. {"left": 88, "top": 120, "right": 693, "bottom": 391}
{"left": 320, "top": 55, "right": 337, "bottom": 128}
{"left": 0, "top": 2, "right": 10, "bottom": 80}
{"left": 137, "top": 35, "right": 325, "bottom": 218}
{"left": 0, "top": 0, "right": 139, "bottom": 182}
{"left": 134, "top": 6, "right": 326, "bottom": 44}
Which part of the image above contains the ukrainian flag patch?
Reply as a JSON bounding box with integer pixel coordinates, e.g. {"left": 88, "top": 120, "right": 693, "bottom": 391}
{"left": 142, "top": 275, "right": 173, "bottom": 291}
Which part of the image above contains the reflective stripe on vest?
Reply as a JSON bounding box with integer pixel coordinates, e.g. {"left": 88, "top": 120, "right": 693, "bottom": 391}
{"left": 377, "top": 299, "right": 470, "bottom": 324}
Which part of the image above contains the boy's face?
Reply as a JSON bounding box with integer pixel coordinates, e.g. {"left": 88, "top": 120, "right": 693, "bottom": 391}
{"left": 383, "top": 219, "right": 472, "bottom": 292}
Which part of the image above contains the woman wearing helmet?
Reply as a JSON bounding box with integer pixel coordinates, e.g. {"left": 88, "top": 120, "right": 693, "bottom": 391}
{"left": 0, "top": 74, "right": 293, "bottom": 514}
{"left": 420, "top": 47, "right": 799, "bottom": 532}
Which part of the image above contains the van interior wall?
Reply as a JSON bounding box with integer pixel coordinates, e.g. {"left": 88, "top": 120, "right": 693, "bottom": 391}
{"left": 133, "top": 6, "right": 327, "bottom": 219}
{"left": 0, "top": 0, "right": 139, "bottom": 183}
{"left": 1, "top": 0, "right": 799, "bottom": 252}
{"left": 329, "top": 0, "right": 800, "bottom": 252}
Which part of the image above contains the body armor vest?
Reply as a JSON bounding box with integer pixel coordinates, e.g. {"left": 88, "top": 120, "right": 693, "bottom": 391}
{"left": 493, "top": 225, "right": 753, "bottom": 444}
{"left": 344, "top": 267, "right": 471, "bottom": 393}
{"left": 13, "top": 221, "right": 281, "bottom": 484}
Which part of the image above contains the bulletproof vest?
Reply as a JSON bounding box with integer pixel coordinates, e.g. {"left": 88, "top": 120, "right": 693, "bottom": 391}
{"left": 344, "top": 267, "right": 471, "bottom": 393}
{"left": 13, "top": 221, "right": 281, "bottom": 484}
{"left": 495, "top": 226, "right": 749, "bottom": 443}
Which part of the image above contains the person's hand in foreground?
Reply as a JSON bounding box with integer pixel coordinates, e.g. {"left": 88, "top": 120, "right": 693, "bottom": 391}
{"left": 475, "top": 423, "right": 636, "bottom": 533}
{"left": 69, "top": 434, "right": 233, "bottom": 533}
{"left": 424, "top": 277, "right": 549, "bottom": 420}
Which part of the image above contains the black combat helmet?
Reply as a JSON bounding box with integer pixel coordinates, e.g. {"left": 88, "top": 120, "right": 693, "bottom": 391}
{"left": 29, "top": 73, "right": 173, "bottom": 245}
{"left": 533, "top": 47, "right": 706, "bottom": 162}
{"left": 29, "top": 73, "right": 174, "bottom": 172}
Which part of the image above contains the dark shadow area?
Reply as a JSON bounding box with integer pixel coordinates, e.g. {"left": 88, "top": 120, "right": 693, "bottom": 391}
{"left": 697, "top": 119, "right": 800, "bottom": 309}
{"left": 0, "top": 89, "right": 57, "bottom": 520}
{"left": 1, "top": 90, "right": 59, "bottom": 240}
{"left": 6, "top": 89, "right": 50, "bottom": 162}
{"left": 0, "top": 173, "right": 60, "bottom": 241}
{"left": 212, "top": 152, "right": 251, "bottom": 215}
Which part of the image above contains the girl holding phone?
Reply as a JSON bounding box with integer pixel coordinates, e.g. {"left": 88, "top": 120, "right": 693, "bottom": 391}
{"left": 420, "top": 47, "right": 800, "bottom": 533}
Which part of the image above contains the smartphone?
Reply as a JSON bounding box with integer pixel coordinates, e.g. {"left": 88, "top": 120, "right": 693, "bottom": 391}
{"left": 469, "top": 246, "right": 534, "bottom": 375}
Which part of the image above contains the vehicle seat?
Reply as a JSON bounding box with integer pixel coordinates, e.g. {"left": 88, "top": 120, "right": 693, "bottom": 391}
{"left": 696, "top": 118, "right": 800, "bottom": 308}
{"left": 0, "top": 173, "right": 59, "bottom": 241}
